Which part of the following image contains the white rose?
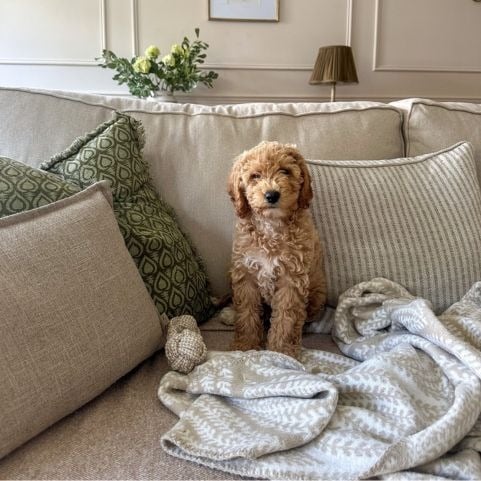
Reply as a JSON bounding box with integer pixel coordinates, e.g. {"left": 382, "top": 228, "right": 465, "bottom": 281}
{"left": 162, "top": 54, "right": 175, "bottom": 67}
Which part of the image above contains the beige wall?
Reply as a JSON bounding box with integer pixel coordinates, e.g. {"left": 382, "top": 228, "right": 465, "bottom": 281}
{"left": 0, "top": 0, "right": 480, "bottom": 103}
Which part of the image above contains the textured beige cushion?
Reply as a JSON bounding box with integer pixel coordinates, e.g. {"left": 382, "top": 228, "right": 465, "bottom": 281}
{"left": 0, "top": 87, "right": 405, "bottom": 296}
{"left": 308, "top": 142, "right": 481, "bottom": 313}
{"left": 392, "top": 98, "right": 481, "bottom": 184}
{"left": 0, "top": 182, "right": 165, "bottom": 459}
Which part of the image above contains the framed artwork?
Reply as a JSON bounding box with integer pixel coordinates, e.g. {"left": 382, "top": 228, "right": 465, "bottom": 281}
{"left": 208, "top": 0, "right": 279, "bottom": 22}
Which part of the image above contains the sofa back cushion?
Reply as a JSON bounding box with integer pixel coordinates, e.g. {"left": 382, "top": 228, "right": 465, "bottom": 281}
{"left": 0, "top": 88, "right": 405, "bottom": 296}
{"left": 392, "top": 98, "right": 481, "bottom": 184}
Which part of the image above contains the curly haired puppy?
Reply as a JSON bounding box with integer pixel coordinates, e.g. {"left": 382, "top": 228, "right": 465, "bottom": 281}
{"left": 227, "top": 141, "right": 327, "bottom": 359}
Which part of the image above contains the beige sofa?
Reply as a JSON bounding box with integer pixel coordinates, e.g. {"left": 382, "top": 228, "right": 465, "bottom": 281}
{"left": 1, "top": 87, "right": 481, "bottom": 479}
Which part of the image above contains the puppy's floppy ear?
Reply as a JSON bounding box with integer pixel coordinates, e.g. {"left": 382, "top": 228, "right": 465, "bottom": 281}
{"left": 227, "top": 155, "right": 250, "bottom": 218}
{"left": 298, "top": 157, "right": 313, "bottom": 209}
{"left": 285, "top": 145, "right": 313, "bottom": 209}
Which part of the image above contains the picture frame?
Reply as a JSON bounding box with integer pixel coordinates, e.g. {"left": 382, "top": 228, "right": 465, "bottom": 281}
{"left": 208, "top": 0, "right": 279, "bottom": 22}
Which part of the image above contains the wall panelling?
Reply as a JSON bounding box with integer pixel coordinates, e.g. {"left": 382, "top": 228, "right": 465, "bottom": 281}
{"left": 0, "top": 0, "right": 480, "bottom": 102}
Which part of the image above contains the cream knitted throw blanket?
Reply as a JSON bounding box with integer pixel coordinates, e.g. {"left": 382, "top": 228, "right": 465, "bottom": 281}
{"left": 158, "top": 278, "right": 481, "bottom": 479}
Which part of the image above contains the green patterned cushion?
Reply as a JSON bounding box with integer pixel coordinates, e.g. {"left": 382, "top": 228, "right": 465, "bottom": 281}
{"left": 0, "top": 156, "right": 80, "bottom": 217}
{"left": 41, "top": 112, "right": 214, "bottom": 323}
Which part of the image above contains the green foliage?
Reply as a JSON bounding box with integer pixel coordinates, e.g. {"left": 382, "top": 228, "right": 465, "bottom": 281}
{"left": 97, "top": 29, "right": 219, "bottom": 98}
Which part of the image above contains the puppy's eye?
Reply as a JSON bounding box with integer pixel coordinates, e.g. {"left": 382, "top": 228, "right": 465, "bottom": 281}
{"left": 279, "top": 168, "right": 290, "bottom": 175}
{"left": 250, "top": 173, "right": 261, "bottom": 181}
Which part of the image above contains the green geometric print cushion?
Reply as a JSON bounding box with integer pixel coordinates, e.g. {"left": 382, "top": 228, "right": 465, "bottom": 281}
{"left": 0, "top": 156, "right": 80, "bottom": 218}
{"left": 41, "top": 112, "right": 214, "bottom": 323}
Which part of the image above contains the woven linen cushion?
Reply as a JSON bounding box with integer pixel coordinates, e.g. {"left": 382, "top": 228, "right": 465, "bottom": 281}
{"left": 0, "top": 155, "right": 80, "bottom": 216}
{"left": 41, "top": 112, "right": 214, "bottom": 323}
{"left": 308, "top": 142, "right": 481, "bottom": 313}
{"left": 0, "top": 182, "right": 164, "bottom": 459}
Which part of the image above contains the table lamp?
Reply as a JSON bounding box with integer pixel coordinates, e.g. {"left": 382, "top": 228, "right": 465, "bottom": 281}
{"left": 309, "top": 45, "right": 358, "bottom": 101}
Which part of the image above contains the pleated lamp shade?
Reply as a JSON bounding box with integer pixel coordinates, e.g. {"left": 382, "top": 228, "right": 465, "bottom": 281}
{"left": 309, "top": 45, "right": 358, "bottom": 101}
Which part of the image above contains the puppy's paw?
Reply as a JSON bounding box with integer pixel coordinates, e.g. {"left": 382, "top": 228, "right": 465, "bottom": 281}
{"left": 229, "top": 339, "right": 262, "bottom": 352}
{"left": 218, "top": 305, "right": 236, "bottom": 326}
{"left": 267, "top": 342, "right": 301, "bottom": 360}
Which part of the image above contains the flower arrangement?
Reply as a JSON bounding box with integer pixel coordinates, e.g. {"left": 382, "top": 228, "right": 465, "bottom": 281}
{"left": 97, "top": 28, "right": 218, "bottom": 98}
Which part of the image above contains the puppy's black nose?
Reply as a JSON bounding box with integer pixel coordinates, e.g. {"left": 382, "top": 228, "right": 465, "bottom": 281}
{"left": 265, "top": 190, "right": 280, "bottom": 204}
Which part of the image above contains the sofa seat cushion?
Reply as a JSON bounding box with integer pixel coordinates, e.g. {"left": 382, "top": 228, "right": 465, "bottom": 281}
{"left": 308, "top": 142, "right": 481, "bottom": 313}
{"left": 0, "top": 183, "right": 165, "bottom": 459}
{"left": 0, "top": 329, "right": 340, "bottom": 479}
{"left": 40, "top": 112, "right": 214, "bottom": 323}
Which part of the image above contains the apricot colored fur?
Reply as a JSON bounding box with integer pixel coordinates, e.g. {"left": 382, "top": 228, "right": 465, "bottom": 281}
{"left": 227, "top": 141, "right": 327, "bottom": 359}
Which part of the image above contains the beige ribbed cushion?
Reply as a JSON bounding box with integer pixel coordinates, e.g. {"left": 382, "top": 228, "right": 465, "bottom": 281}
{"left": 392, "top": 98, "right": 481, "bottom": 184}
{"left": 0, "top": 182, "right": 165, "bottom": 459}
{"left": 308, "top": 142, "right": 481, "bottom": 313}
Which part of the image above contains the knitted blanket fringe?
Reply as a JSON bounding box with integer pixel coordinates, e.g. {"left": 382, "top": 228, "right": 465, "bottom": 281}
{"left": 158, "top": 278, "right": 481, "bottom": 480}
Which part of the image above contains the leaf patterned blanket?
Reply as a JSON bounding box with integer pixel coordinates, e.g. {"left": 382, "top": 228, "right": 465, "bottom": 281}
{"left": 158, "top": 278, "right": 481, "bottom": 479}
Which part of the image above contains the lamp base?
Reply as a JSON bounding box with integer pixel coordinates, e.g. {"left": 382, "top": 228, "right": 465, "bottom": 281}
{"left": 330, "top": 82, "right": 336, "bottom": 102}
